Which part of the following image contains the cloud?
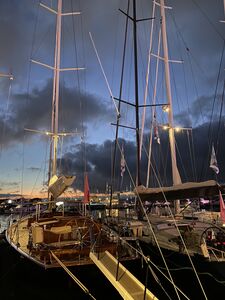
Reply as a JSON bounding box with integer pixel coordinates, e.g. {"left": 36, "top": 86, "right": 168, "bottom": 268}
{"left": 56, "top": 119, "right": 225, "bottom": 192}
{"left": 0, "top": 79, "right": 112, "bottom": 148}
{"left": 0, "top": 1, "right": 224, "bottom": 196}
{"left": 175, "top": 93, "right": 223, "bottom": 127}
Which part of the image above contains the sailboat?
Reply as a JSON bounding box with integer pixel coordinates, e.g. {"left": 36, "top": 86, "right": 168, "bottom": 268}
{"left": 131, "top": 0, "right": 225, "bottom": 283}
{"left": 91, "top": 0, "right": 225, "bottom": 297}
{"left": 5, "top": 0, "right": 138, "bottom": 270}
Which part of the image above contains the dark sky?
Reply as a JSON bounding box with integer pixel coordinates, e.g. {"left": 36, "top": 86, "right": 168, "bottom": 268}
{"left": 0, "top": 0, "right": 224, "bottom": 196}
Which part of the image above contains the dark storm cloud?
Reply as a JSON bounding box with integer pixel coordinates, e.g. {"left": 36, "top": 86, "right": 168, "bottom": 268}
{"left": 0, "top": 0, "right": 37, "bottom": 77}
{"left": 59, "top": 138, "right": 137, "bottom": 192}
{"left": 0, "top": 79, "right": 112, "bottom": 148}
{"left": 175, "top": 93, "right": 223, "bottom": 127}
{"left": 58, "top": 119, "right": 225, "bottom": 192}
{"left": 0, "top": 0, "right": 223, "bottom": 194}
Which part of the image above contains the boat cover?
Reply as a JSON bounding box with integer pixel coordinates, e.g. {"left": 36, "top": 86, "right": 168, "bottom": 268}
{"left": 135, "top": 180, "right": 222, "bottom": 202}
{"left": 48, "top": 175, "right": 76, "bottom": 199}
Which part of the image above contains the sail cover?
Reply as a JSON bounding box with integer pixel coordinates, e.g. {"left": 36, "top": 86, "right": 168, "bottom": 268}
{"left": 48, "top": 175, "right": 76, "bottom": 199}
{"left": 135, "top": 180, "right": 222, "bottom": 202}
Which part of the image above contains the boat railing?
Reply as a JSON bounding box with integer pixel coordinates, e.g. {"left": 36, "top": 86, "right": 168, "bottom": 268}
{"left": 207, "top": 245, "right": 225, "bottom": 261}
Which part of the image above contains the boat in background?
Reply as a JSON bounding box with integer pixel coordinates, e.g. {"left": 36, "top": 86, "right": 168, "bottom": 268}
{"left": 132, "top": 0, "right": 225, "bottom": 283}
{"left": 102, "top": 0, "right": 225, "bottom": 298}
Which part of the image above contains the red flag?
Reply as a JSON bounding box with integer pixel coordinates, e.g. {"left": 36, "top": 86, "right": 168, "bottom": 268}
{"left": 219, "top": 191, "right": 225, "bottom": 224}
{"left": 83, "top": 173, "right": 90, "bottom": 204}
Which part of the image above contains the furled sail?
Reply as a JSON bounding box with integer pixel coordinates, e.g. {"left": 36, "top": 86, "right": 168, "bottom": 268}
{"left": 48, "top": 175, "right": 76, "bottom": 198}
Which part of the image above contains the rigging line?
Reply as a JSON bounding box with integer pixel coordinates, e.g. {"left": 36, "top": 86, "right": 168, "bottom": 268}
{"left": 161, "top": 136, "right": 170, "bottom": 186}
{"left": 50, "top": 251, "right": 96, "bottom": 300}
{"left": 30, "top": 137, "right": 50, "bottom": 197}
{"left": 187, "top": 53, "right": 204, "bottom": 123}
{"left": 21, "top": 0, "right": 40, "bottom": 197}
{"left": 58, "top": 136, "right": 64, "bottom": 174}
{"left": 190, "top": 130, "right": 197, "bottom": 181}
{"left": 78, "top": 0, "right": 87, "bottom": 92}
{"left": 138, "top": 139, "right": 208, "bottom": 299}
{"left": 30, "top": 157, "right": 45, "bottom": 198}
{"left": 111, "top": 0, "right": 130, "bottom": 200}
{"left": 0, "top": 78, "right": 13, "bottom": 157}
{"left": 146, "top": 25, "right": 161, "bottom": 187}
{"left": 140, "top": 1, "right": 156, "bottom": 161}
{"left": 187, "top": 130, "right": 197, "bottom": 181}
{"left": 115, "top": 140, "right": 181, "bottom": 299}
{"left": 89, "top": 32, "right": 120, "bottom": 117}
{"left": 29, "top": 1, "right": 41, "bottom": 59}
{"left": 143, "top": 139, "right": 164, "bottom": 189}
{"left": 136, "top": 242, "right": 174, "bottom": 300}
{"left": 70, "top": 0, "right": 83, "bottom": 127}
{"left": 110, "top": 0, "right": 122, "bottom": 101}
{"left": 215, "top": 80, "right": 225, "bottom": 153}
{"left": 42, "top": 137, "right": 49, "bottom": 190}
{"left": 117, "top": 236, "right": 190, "bottom": 300}
{"left": 201, "top": 40, "right": 225, "bottom": 179}
{"left": 25, "top": 0, "right": 39, "bottom": 114}
{"left": 20, "top": 133, "right": 25, "bottom": 199}
{"left": 175, "top": 35, "right": 192, "bottom": 127}
{"left": 32, "top": 10, "right": 54, "bottom": 60}
{"left": 169, "top": 12, "right": 206, "bottom": 77}
{"left": 157, "top": 263, "right": 225, "bottom": 284}
{"left": 174, "top": 134, "right": 189, "bottom": 182}
{"left": 121, "top": 33, "right": 133, "bottom": 142}
{"left": 191, "top": 0, "right": 225, "bottom": 41}
{"left": 172, "top": 22, "right": 198, "bottom": 181}
{"left": 170, "top": 64, "right": 181, "bottom": 112}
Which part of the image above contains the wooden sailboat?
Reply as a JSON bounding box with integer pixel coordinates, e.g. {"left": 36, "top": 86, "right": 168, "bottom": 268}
{"left": 5, "top": 0, "right": 138, "bottom": 270}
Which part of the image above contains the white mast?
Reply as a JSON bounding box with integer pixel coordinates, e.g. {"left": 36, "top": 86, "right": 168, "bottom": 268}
{"left": 36, "top": 1, "right": 82, "bottom": 182}
{"left": 29, "top": 1, "right": 83, "bottom": 202}
{"left": 51, "top": 0, "right": 62, "bottom": 177}
{"left": 160, "top": 0, "right": 181, "bottom": 213}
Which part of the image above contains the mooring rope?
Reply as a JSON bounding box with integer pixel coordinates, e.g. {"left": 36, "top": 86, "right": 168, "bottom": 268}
{"left": 50, "top": 251, "right": 96, "bottom": 300}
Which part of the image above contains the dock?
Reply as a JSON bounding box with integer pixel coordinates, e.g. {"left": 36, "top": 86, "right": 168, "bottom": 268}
{"left": 90, "top": 250, "right": 158, "bottom": 300}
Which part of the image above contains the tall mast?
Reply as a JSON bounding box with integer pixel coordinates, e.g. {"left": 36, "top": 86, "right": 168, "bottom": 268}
{"left": 160, "top": 0, "right": 181, "bottom": 213}
{"left": 133, "top": 0, "right": 141, "bottom": 186}
{"left": 51, "top": 0, "right": 62, "bottom": 177}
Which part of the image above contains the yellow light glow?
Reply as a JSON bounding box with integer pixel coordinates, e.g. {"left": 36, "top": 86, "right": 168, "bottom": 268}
{"left": 162, "top": 105, "right": 169, "bottom": 112}
{"left": 175, "top": 127, "right": 181, "bottom": 132}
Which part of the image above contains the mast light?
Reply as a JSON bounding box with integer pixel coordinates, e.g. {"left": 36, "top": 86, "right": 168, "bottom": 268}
{"left": 162, "top": 105, "right": 169, "bottom": 112}
{"left": 175, "top": 127, "right": 181, "bottom": 132}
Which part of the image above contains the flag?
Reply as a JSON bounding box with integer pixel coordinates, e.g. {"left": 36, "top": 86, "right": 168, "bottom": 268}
{"left": 219, "top": 191, "right": 225, "bottom": 224}
{"left": 83, "top": 173, "right": 90, "bottom": 204}
{"left": 209, "top": 144, "right": 219, "bottom": 174}
{"left": 120, "top": 145, "right": 125, "bottom": 177}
